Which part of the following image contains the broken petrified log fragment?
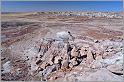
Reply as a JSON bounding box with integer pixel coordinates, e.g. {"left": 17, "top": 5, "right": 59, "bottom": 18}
{"left": 41, "top": 64, "right": 60, "bottom": 81}
{"left": 86, "top": 49, "right": 94, "bottom": 64}
{"left": 71, "top": 45, "right": 79, "bottom": 59}
{"left": 61, "top": 59, "right": 69, "bottom": 70}
{"left": 69, "top": 58, "right": 78, "bottom": 67}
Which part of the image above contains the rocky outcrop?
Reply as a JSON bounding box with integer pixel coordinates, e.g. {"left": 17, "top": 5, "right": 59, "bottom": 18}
{"left": 21, "top": 31, "right": 122, "bottom": 81}
{"left": 1, "top": 31, "right": 123, "bottom": 81}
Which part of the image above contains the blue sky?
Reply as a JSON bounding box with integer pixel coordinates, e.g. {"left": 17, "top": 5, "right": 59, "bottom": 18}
{"left": 1, "top": 1, "right": 123, "bottom": 12}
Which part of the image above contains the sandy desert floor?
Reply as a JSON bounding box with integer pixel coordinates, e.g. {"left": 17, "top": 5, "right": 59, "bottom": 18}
{"left": 1, "top": 12, "right": 123, "bottom": 81}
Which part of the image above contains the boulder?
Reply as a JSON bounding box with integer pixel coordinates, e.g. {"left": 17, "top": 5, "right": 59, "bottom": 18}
{"left": 30, "top": 57, "right": 41, "bottom": 72}
{"left": 47, "top": 54, "right": 54, "bottom": 65}
{"left": 61, "top": 60, "right": 69, "bottom": 69}
{"left": 69, "top": 58, "right": 78, "bottom": 67}
{"left": 71, "top": 46, "right": 78, "bottom": 58}
{"left": 90, "top": 60, "right": 102, "bottom": 69}
{"left": 56, "top": 31, "right": 72, "bottom": 42}
{"left": 2, "top": 61, "right": 12, "bottom": 74}
{"left": 42, "top": 65, "right": 57, "bottom": 81}
{"left": 86, "top": 50, "right": 94, "bottom": 64}
{"left": 80, "top": 47, "right": 87, "bottom": 57}
{"left": 102, "top": 52, "right": 108, "bottom": 58}
{"left": 95, "top": 56, "right": 103, "bottom": 60}
{"left": 54, "top": 56, "right": 62, "bottom": 64}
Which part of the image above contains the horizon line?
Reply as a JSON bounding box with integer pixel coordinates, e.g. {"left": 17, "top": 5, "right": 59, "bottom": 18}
{"left": 1, "top": 0, "right": 123, "bottom": 1}
{"left": 2, "top": 11, "right": 123, "bottom": 13}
